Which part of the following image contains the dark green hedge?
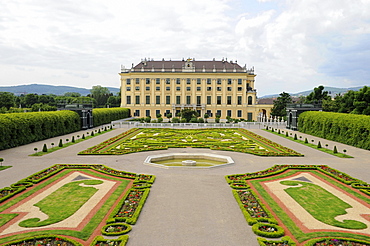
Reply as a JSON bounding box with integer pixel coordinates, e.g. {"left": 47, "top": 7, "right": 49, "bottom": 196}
{"left": 0, "top": 111, "right": 80, "bottom": 150}
{"left": 93, "top": 108, "right": 130, "bottom": 127}
{"left": 298, "top": 111, "right": 370, "bottom": 150}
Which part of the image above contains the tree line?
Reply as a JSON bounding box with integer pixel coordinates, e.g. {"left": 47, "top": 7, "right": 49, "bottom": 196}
{"left": 0, "top": 85, "right": 121, "bottom": 113}
{"left": 271, "top": 85, "right": 370, "bottom": 117}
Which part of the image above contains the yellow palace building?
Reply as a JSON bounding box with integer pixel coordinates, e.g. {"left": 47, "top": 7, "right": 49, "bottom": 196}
{"left": 119, "top": 58, "right": 272, "bottom": 121}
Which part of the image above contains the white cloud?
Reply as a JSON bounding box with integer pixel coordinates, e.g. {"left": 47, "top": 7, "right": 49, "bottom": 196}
{"left": 0, "top": 0, "right": 369, "bottom": 95}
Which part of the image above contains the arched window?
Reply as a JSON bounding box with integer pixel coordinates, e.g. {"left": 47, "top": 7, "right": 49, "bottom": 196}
{"left": 247, "top": 96, "right": 253, "bottom": 105}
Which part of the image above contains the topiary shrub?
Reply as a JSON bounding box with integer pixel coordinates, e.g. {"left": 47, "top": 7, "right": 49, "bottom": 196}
{"left": 91, "top": 131, "right": 94, "bottom": 136}
{"left": 42, "top": 144, "right": 48, "bottom": 152}
{"left": 72, "top": 136, "right": 75, "bottom": 143}
{"left": 305, "top": 138, "right": 308, "bottom": 143}
{"left": 252, "top": 222, "right": 285, "bottom": 238}
{"left": 294, "top": 134, "right": 297, "bottom": 140}
{"left": 333, "top": 145, "right": 338, "bottom": 153}
{"left": 58, "top": 139, "right": 63, "bottom": 147}
{"left": 82, "top": 134, "right": 85, "bottom": 139}
{"left": 286, "top": 132, "right": 288, "bottom": 137}
{"left": 317, "top": 141, "right": 322, "bottom": 148}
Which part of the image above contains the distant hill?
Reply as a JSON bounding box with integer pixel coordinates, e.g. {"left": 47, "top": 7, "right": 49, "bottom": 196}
{"left": 260, "top": 86, "right": 367, "bottom": 98}
{"left": 0, "top": 84, "right": 120, "bottom": 96}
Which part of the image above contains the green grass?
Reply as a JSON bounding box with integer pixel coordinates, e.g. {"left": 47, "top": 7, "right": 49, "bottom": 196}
{"left": 0, "top": 214, "right": 18, "bottom": 227}
{"left": 19, "top": 180, "right": 103, "bottom": 227}
{"left": 281, "top": 180, "right": 366, "bottom": 229}
{"left": 0, "top": 166, "right": 11, "bottom": 171}
{"left": 80, "top": 128, "right": 302, "bottom": 156}
{"left": 249, "top": 170, "right": 370, "bottom": 243}
{"left": 264, "top": 129, "right": 353, "bottom": 158}
{"left": 0, "top": 169, "right": 131, "bottom": 244}
{"left": 30, "top": 128, "right": 114, "bottom": 156}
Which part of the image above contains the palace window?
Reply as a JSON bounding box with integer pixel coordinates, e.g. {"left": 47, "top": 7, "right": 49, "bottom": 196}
{"left": 146, "top": 78, "right": 150, "bottom": 84}
{"left": 135, "top": 95, "right": 140, "bottom": 104}
{"left": 227, "top": 96, "right": 232, "bottom": 105}
{"left": 237, "top": 96, "right": 242, "bottom": 105}
{"left": 227, "top": 110, "right": 232, "bottom": 117}
{"left": 146, "top": 110, "right": 150, "bottom": 117}
{"left": 156, "top": 87, "right": 160, "bottom": 91}
{"left": 126, "top": 87, "right": 131, "bottom": 91}
{"left": 217, "top": 87, "right": 221, "bottom": 91}
{"left": 126, "top": 79, "right": 131, "bottom": 85}
{"left": 186, "top": 87, "right": 191, "bottom": 91}
{"left": 176, "top": 78, "right": 180, "bottom": 84}
{"left": 166, "top": 86, "right": 170, "bottom": 91}
{"left": 206, "top": 96, "right": 211, "bottom": 105}
{"left": 227, "top": 79, "right": 232, "bottom": 85}
{"left": 156, "top": 78, "right": 160, "bottom": 84}
{"left": 207, "top": 79, "right": 211, "bottom": 84}
{"left": 237, "top": 87, "right": 242, "bottom": 91}
{"left": 227, "top": 87, "right": 232, "bottom": 91}
{"left": 217, "top": 79, "right": 221, "bottom": 85}
{"left": 196, "top": 87, "right": 201, "bottom": 91}
{"left": 186, "top": 96, "right": 191, "bottom": 104}
{"left": 134, "top": 109, "right": 140, "bottom": 117}
{"left": 136, "top": 78, "right": 140, "bottom": 84}
{"left": 197, "top": 78, "right": 201, "bottom": 84}
{"left": 146, "top": 86, "right": 150, "bottom": 91}
{"left": 238, "top": 79, "right": 242, "bottom": 85}
{"left": 166, "top": 78, "right": 170, "bottom": 84}
{"left": 176, "top": 96, "right": 181, "bottom": 104}
{"left": 216, "top": 110, "right": 221, "bottom": 117}
{"left": 135, "top": 86, "right": 140, "bottom": 91}
{"left": 156, "top": 95, "right": 160, "bottom": 104}
{"left": 248, "top": 96, "right": 253, "bottom": 105}
{"left": 186, "top": 78, "right": 191, "bottom": 84}
{"left": 146, "top": 95, "right": 150, "bottom": 104}
{"left": 166, "top": 95, "right": 171, "bottom": 104}
{"left": 217, "top": 96, "right": 221, "bottom": 105}
{"left": 207, "top": 87, "right": 212, "bottom": 91}
{"left": 237, "top": 110, "right": 242, "bottom": 117}
{"left": 176, "top": 87, "right": 181, "bottom": 91}
{"left": 126, "top": 96, "right": 131, "bottom": 105}
{"left": 196, "top": 96, "right": 201, "bottom": 105}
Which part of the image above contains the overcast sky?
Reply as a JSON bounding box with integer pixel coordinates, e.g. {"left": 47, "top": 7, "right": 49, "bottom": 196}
{"left": 1, "top": 0, "right": 369, "bottom": 96}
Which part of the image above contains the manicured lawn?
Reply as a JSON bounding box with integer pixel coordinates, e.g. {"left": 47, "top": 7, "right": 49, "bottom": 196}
{"left": 281, "top": 180, "right": 366, "bottom": 229}
{"left": 79, "top": 128, "right": 303, "bottom": 156}
{"left": 0, "top": 165, "right": 154, "bottom": 245}
{"left": 19, "top": 180, "right": 103, "bottom": 227}
{"left": 227, "top": 166, "right": 370, "bottom": 244}
{"left": 0, "top": 166, "right": 11, "bottom": 171}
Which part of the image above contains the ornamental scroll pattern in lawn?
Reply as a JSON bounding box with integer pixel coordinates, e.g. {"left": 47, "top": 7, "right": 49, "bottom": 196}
{"left": 0, "top": 164, "right": 155, "bottom": 246}
{"left": 78, "top": 128, "right": 303, "bottom": 156}
{"left": 226, "top": 165, "right": 370, "bottom": 246}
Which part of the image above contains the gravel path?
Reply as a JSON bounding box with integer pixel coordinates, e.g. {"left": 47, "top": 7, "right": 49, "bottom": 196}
{"left": 0, "top": 125, "right": 369, "bottom": 246}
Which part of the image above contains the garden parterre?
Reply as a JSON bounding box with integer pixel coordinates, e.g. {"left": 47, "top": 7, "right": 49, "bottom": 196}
{"left": 78, "top": 128, "right": 303, "bottom": 156}
{"left": 0, "top": 164, "right": 155, "bottom": 246}
{"left": 226, "top": 165, "right": 370, "bottom": 245}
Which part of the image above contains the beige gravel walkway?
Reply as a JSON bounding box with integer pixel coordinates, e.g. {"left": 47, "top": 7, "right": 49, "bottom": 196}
{"left": 0, "top": 125, "right": 369, "bottom": 246}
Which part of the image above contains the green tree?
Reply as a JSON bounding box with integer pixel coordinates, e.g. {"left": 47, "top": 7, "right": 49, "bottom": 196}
{"left": 89, "top": 85, "right": 112, "bottom": 107}
{"left": 64, "top": 92, "right": 81, "bottom": 97}
{"left": 107, "top": 95, "right": 121, "bottom": 107}
{"left": 304, "top": 85, "right": 331, "bottom": 104}
{"left": 0, "top": 92, "right": 16, "bottom": 110}
{"left": 180, "top": 109, "right": 198, "bottom": 122}
{"left": 24, "top": 94, "right": 39, "bottom": 108}
{"left": 271, "top": 92, "right": 292, "bottom": 117}
{"left": 166, "top": 113, "right": 172, "bottom": 123}
{"left": 204, "top": 113, "right": 209, "bottom": 123}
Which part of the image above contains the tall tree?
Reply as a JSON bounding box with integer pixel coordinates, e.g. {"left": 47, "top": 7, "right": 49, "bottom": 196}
{"left": 270, "top": 92, "right": 292, "bottom": 117}
{"left": 304, "top": 85, "right": 331, "bottom": 104}
{"left": 0, "top": 92, "right": 16, "bottom": 110}
{"left": 89, "top": 85, "right": 111, "bottom": 107}
{"left": 180, "top": 109, "right": 198, "bottom": 122}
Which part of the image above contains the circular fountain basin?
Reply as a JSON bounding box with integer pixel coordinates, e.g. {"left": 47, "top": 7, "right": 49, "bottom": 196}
{"left": 144, "top": 153, "right": 234, "bottom": 169}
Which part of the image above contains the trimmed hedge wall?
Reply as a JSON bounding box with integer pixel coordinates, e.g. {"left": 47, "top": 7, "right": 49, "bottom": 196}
{"left": 298, "top": 111, "right": 370, "bottom": 150}
{"left": 93, "top": 108, "right": 130, "bottom": 127}
{"left": 0, "top": 111, "right": 80, "bottom": 150}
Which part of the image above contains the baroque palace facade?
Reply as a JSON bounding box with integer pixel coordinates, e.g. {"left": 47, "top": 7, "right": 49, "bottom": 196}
{"left": 119, "top": 58, "right": 272, "bottom": 121}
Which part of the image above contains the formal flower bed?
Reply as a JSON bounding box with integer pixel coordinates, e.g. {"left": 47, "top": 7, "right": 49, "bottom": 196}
{"left": 91, "top": 235, "right": 129, "bottom": 246}
{"left": 233, "top": 189, "right": 277, "bottom": 225}
{"left": 101, "top": 223, "right": 132, "bottom": 236}
{"left": 304, "top": 237, "right": 370, "bottom": 246}
{"left": 2, "top": 235, "right": 82, "bottom": 246}
{"left": 108, "top": 188, "right": 150, "bottom": 225}
{"left": 78, "top": 128, "right": 303, "bottom": 156}
{"left": 227, "top": 165, "right": 370, "bottom": 245}
{"left": 257, "top": 236, "right": 296, "bottom": 246}
{"left": 252, "top": 223, "right": 285, "bottom": 238}
{"left": 0, "top": 165, "right": 154, "bottom": 246}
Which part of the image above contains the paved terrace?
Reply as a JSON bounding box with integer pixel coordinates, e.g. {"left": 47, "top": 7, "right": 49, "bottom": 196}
{"left": 0, "top": 126, "right": 369, "bottom": 246}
